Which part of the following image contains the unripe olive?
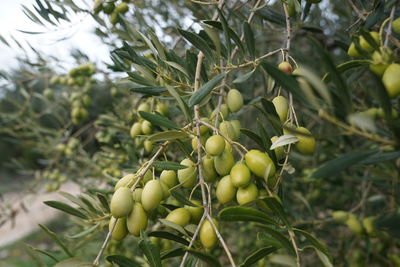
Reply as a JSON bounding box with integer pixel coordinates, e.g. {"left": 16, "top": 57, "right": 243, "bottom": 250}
{"left": 226, "top": 89, "right": 243, "bottom": 113}
{"left": 185, "top": 200, "right": 204, "bottom": 224}
{"left": 214, "top": 149, "right": 234, "bottom": 176}
{"left": 130, "top": 122, "right": 142, "bottom": 137}
{"left": 116, "top": 2, "right": 129, "bottom": 14}
{"left": 231, "top": 120, "right": 241, "bottom": 139}
{"left": 202, "top": 155, "right": 218, "bottom": 183}
{"left": 156, "top": 103, "right": 169, "bottom": 116}
{"left": 245, "top": 150, "right": 276, "bottom": 178}
{"left": 82, "top": 94, "right": 91, "bottom": 106}
{"left": 115, "top": 174, "right": 135, "bottom": 191}
{"left": 177, "top": 159, "right": 197, "bottom": 188}
{"left": 295, "top": 127, "right": 316, "bottom": 155}
{"left": 141, "top": 180, "right": 163, "bottom": 211}
{"left": 138, "top": 103, "right": 150, "bottom": 114}
{"left": 142, "top": 170, "right": 153, "bottom": 184}
{"left": 392, "top": 18, "right": 400, "bottom": 34}
{"left": 141, "top": 121, "right": 153, "bottom": 135}
{"left": 191, "top": 135, "right": 207, "bottom": 152}
{"left": 110, "top": 187, "right": 134, "bottom": 218}
{"left": 345, "top": 214, "right": 363, "bottom": 235}
{"left": 220, "top": 104, "right": 230, "bottom": 119}
{"left": 230, "top": 163, "right": 251, "bottom": 188}
{"left": 109, "top": 217, "right": 128, "bottom": 241}
{"left": 272, "top": 96, "right": 289, "bottom": 121}
{"left": 347, "top": 42, "right": 361, "bottom": 58}
{"left": 132, "top": 188, "right": 143, "bottom": 202}
{"left": 278, "top": 61, "right": 293, "bottom": 73}
{"left": 359, "top": 31, "right": 380, "bottom": 53}
{"left": 200, "top": 218, "right": 218, "bottom": 249}
{"left": 160, "top": 170, "right": 178, "bottom": 188}
{"left": 332, "top": 210, "right": 349, "bottom": 223}
{"left": 103, "top": 2, "right": 115, "bottom": 14}
{"left": 369, "top": 47, "right": 394, "bottom": 77}
{"left": 127, "top": 203, "right": 148, "bottom": 236}
{"left": 109, "top": 11, "right": 118, "bottom": 25}
{"left": 165, "top": 207, "right": 191, "bottom": 226}
{"left": 216, "top": 175, "right": 237, "bottom": 204}
{"left": 160, "top": 181, "right": 170, "bottom": 199}
{"left": 43, "top": 88, "right": 54, "bottom": 99}
{"left": 382, "top": 64, "right": 400, "bottom": 98}
{"left": 199, "top": 117, "right": 211, "bottom": 135}
{"left": 144, "top": 140, "right": 154, "bottom": 154}
{"left": 236, "top": 183, "right": 258, "bottom": 205}
{"left": 362, "top": 216, "right": 376, "bottom": 236}
{"left": 271, "top": 136, "right": 284, "bottom": 160}
{"left": 219, "top": 121, "right": 237, "bottom": 141}
{"left": 205, "top": 135, "right": 225, "bottom": 156}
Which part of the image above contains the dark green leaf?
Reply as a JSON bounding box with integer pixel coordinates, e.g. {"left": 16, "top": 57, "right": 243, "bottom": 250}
{"left": 311, "top": 149, "right": 378, "bottom": 179}
{"left": 170, "top": 188, "right": 197, "bottom": 207}
{"left": 139, "top": 111, "right": 179, "bottom": 129}
{"left": 148, "top": 231, "right": 190, "bottom": 246}
{"left": 260, "top": 98, "right": 283, "bottom": 135}
{"left": 257, "top": 119, "right": 277, "bottom": 165}
{"left": 153, "top": 161, "right": 188, "bottom": 170}
{"left": 127, "top": 71, "right": 156, "bottom": 86}
{"left": 38, "top": 224, "right": 73, "bottom": 257}
{"left": 240, "top": 246, "right": 278, "bottom": 267}
{"left": 360, "top": 151, "right": 400, "bottom": 164}
{"left": 262, "top": 197, "right": 290, "bottom": 227}
{"left": 188, "top": 73, "right": 225, "bottom": 107}
{"left": 322, "top": 60, "right": 370, "bottom": 82}
{"left": 243, "top": 22, "right": 255, "bottom": 59}
{"left": 294, "top": 228, "right": 332, "bottom": 262}
{"left": 178, "top": 28, "right": 214, "bottom": 61}
{"left": 376, "top": 213, "right": 400, "bottom": 238}
{"left": 185, "top": 249, "right": 221, "bottom": 267}
{"left": 130, "top": 86, "right": 166, "bottom": 96}
{"left": 233, "top": 69, "right": 255, "bottom": 84}
{"left": 53, "top": 258, "right": 92, "bottom": 267}
{"left": 43, "top": 201, "right": 88, "bottom": 219}
{"left": 159, "top": 219, "right": 188, "bottom": 236}
{"left": 106, "top": 255, "right": 141, "bottom": 267}
{"left": 258, "top": 225, "right": 295, "bottom": 255}
{"left": 161, "top": 248, "right": 185, "bottom": 260}
{"left": 139, "top": 232, "right": 162, "bottom": 267}
{"left": 166, "top": 86, "right": 192, "bottom": 122}
{"left": 240, "top": 128, "right": 265, "bottom": 150}
{"left": 27, "top": 245, "right": 58, "bottom": 263}
{"left": 96, "top": 193, "right": 110, "bottom": 213}
{"left": 219, "top": 206, "right": 279, "bottom": 226}
{"left": 148, "top": 130, "right": 189, "bottom": 142}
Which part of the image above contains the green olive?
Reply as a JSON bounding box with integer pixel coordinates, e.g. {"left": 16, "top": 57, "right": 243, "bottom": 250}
{"left": 200, "top": 218, "right": 218, "bottom": 249}
{"left": 272, "top": 96, "right": 289, "bottom": 121}
{"left": 144, "top": 140, "right": 154, "bottom": 154}
{"left": 115, "top": 174, "right": 135, "bottom": 191}
{"left": 236, "top": 183, "right": 258, "bottom": 205}
{"left": 156, "top": 103, "right": 169, "bottom": 116}
{"left": 347, "top": 42, "right": 361, "bottom": 58}
{"left": 160, "top": 181, "right": 170, "bottom": 199}
{"left": 137, "top": 103, "right": 150, "bottom": 115}
{"left": 205, "top": 135, "right": 225, "bottom": 156}
{"left": 216, "top": 175, "right": 237, "bottom": 204}
{"left": 278, "top": 61, "right": 293, "bottom": 73}
{"left": 392, "top": 18, "right": 400, "bottom": 34}
{"left": 116, "top": 2, "right": 129, "bottom": 13}
{"left": 226, "top": 89, "right": 243, "bottom": 113}
{"left": 362, "top": 216, "right": 376, "bottom": 236}
{"left": 130, "top": 122, "right": 142, "bottom": 137}
{"left": 127, "top": 203, "right": 148, "bottom": 236}
{"left": 230, "top": 163, "right": 251, "bottom": 188}
{"left": 214, "top": 149, "right": 234, "bottom": 176}
{"left": 245, "top": 150, "right": 276, "bottom": 178}
{"left": 141, "top": 121, "right": 153, "bottom": 135}
{"left": 132, "top": 188, "right": 143, "bottom": 202}
{"left": 202, "top": 155, "right": 218, "bottom": 183}
{"left": 191, "top": 135, "right": 207, "bottom": 152}
{"left": 177, "top": 159, "right": 197, "bottom": 188}
{"left": 109, "top": 217, "right": 128, "bottom": 241}
{"left": 219, "top": 121, "right": 236, "bottom": 141}
{"left": 109, "top": 11, "right": 119, "bottom": 25}
{"left": 220, "top": 104, "right": 230, "bottom": 119}
{"left": 331, "top": 210, "right": 349, "bottom": 223}
{"left": 110, "top": 187, "right": 133, "bottom": 218}
{"left": 199, "top": 117, "right": 211, "bottom": 135}
{"left": 141, "top": 180, "right": 163, "bottom": 211}
{"left": 345, "top": 214, "right": 363, "bottom": 235}
{"left": 382, "top": 64, "right": 400, "bottom": 98}
{"left": 359, "top": 31, "right": 380, "bottom": 53}
{"left": 160, "top": 170, "right": 178, "bottom": 188}
{"left": 295, "top": 127, "right": 316, "bottom": 155}
{"left": 185, "top": 200, "right": 204, "bottom": 224}
{"left": 270, "top": 136, "right": 284, "bottom": 160}
{"left": 165, "top": 207, "right": 191, "bottom": 226}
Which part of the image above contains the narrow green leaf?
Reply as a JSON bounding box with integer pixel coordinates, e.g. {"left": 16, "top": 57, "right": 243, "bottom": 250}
{"left": 243, "top": 22, "right": 255, "bottom": 59}
{"left": 240, "top": 246, "right": 278, "bottom": 267}
{"left": 153, "top": 161, "right": 188, "bottom": 170}
{"left": 257, "top": 119, "right": 277, "bottom": 165}
{"left": 178, "top": 28, "right": 214, "bottom": 61}
{"left": 219, "top": 206, "right": 279, "bottom": 226}
{"left": 233, "top": 69, "right": 255, "bottom": 84}
{"left": 38, "top": 224, "right": 73, "bottom": 257}
{"left": 376, "top": 213, "right": 400, "bottom": 238}
{"left": 262, "top": 197, "right": 290, "bottom": 227}
{"left": 148, "top": 130, "right": 189, "bottom": 142}
{"left": 360, "top": 151, "right": 400, "bottom": 164}
{"left": 96, "top": 193, "right": 110, "bottom": 213}
{"left": 161, "top": 248, "right": 185, "bottom": 260}
{"left": 294, "top": 228, "right": 332, "bottom": 262}
{"left": 311, "top": 149, "right": 378, "bottom": 178}
{"left": 139, "top": 232, "right": 162, "bottom": 267}
{"left": 148, "top": 231, "right": 190, "bottom": 246}
{"left": 27, "top": 245, "right": 58, "bottom": 263}
{"left": 43, "top": 201, "right": 88, "bottom": 219}
{"left": 106, "top": 255, "right": 141, "bottom": 267}
{"left": 159, "top": 219, "right": 188, "bottom": 236}
{"left": 185, "top": 249, "right": 221, "bottom": 267}
{"left": 53, "top": 258, "right": 92, "bottom": 267}
{"left": 258, "top": 225, "right": 295, "bottom": 255}
{"left": 170, "top": 188, "right": 197, "bottom": 207}
{"left": 166, "top": 86, "right": 192, "bottom": 122}
{"left": 139, "top": 111, "right": 179, "bottom": 129}
{"left": 322, "top": 60, "right": 370, "bottom": 82}
{"left": 260, "top": 98, "right": 283, "bottom": 135}
{"left": 270, "top": 134, "right": 298, "bottom": 150}
{"left": 188, "top": 73, "right": 225, "bottom": 107}
{"left": 130, "top": 86, "right": 166, "bottom": 96}
{"left": 66, "top": 223, "right": 99, "bottom": 239}
{"left": 127, "top": 71, "right": 156, "bottom": 86}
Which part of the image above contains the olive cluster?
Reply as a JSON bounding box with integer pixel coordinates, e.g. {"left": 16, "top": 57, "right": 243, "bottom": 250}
{"left": 93, "top": 0, "right": 130, "bottom": 26}
{"left": 347, "top": 31, "right": 400, "bottom": 98}
{"left": 41, "top": 169, "right": 67, "bottom": 192}
{"left": 332, "top": 210, "right": 377, "bottom": 237}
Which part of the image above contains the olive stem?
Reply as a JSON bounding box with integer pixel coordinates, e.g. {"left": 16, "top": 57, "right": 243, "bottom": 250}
{"left": 384, "top": 5, "right": 396, "bottom": 48}
{"left": 346, "top": 0, "right": 366, "bottom": 21}
{"left": 93, "top": 218, "right": 117, "bottom": 266}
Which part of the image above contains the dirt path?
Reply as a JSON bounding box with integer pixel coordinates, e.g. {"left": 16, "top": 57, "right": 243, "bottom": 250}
{"left": 0, "top": 182, "right": 81, "bottom": 248}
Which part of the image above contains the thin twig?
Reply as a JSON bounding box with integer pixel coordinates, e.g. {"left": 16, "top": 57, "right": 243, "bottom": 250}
{"left": 384, "top": 6, "right": 396, "bottom": 48}
{"left": 346, "top": 0, "right": 366, "bottom": 21}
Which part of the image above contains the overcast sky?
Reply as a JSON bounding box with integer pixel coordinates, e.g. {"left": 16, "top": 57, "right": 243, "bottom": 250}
{"left": 0, "top": 0, "right": 110, "bottom": 71}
